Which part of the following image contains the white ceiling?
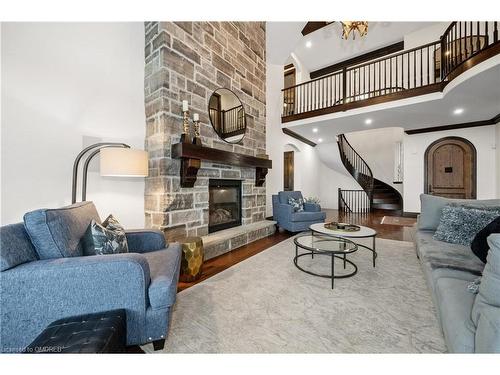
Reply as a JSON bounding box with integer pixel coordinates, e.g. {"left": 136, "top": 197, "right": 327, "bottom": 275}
{"left": 266, "top": 22, "right": 304, "bottom": 65}
{"left": 266, "top": 22, "right": 437, "bottom": 72}
{"left": 285, "top": 57, "right": 500, "bottom": 144}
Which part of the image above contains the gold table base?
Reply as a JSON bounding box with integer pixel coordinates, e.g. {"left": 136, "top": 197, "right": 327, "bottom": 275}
{"left": 179, "top": 236, "right": 204, "bottom": 282}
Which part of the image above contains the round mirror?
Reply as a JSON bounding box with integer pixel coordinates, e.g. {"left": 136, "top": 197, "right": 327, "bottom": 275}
{"left": 208, "top": 88, "right": 246, "bottom": 144}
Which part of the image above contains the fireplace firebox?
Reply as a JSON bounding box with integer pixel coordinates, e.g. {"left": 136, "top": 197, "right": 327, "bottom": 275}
{"left": 208, "top": 179, "right": 242, "bottom": 233}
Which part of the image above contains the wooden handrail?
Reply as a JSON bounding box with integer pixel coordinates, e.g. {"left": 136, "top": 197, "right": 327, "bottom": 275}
{"left": 345, "top": 40, "right": 440, "bottom": 72}
{"left": 281, "top": 21, "right": 500, "bottom": 119}
{"left": 281, "top": 70, "right": 343, "bottom": 91}
{"left": 281, "top": 40, "right": 440, "bottom": 92}
{"left": 338, "top": 134, "right": 374, "bottom": 182}
{"left": 337, "top": 134, "right": 374, "bottom": 203}
{"left": 440, "top": 21, "right": 496, "bottom": 80}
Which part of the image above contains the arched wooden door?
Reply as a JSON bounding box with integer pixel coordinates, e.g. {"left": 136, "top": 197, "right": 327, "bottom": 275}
{"left": 424, "top": 136, "right": 476, "bottom": 199}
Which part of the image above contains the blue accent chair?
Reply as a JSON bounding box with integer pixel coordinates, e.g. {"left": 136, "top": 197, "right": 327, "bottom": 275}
{"left": 0, "top": 201, "right": 181, "bottom": 353}
{"left": 272, "top": 191, "right": 326, "bottom": 232}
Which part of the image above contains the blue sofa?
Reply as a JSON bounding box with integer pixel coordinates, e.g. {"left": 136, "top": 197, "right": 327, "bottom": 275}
{"left": 414, "top": 194, "right": 500, "bottom": 353}
{"left": 0, "top": 201, "right": 181, "bottom": 353}
{"left": 272, "top": 191, "right": 326, "bottom": 232}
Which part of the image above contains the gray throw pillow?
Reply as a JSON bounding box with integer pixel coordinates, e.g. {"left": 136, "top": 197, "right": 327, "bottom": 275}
{"left": 288, "top": 197, "right": 304, "bottom": 212}
{"left": 433, "top": 206, "right": 500, "bottom": 246}
{"left": 83, "top": 215, "right": 129, "bottom": 255}
{"left": 418, "top": 194, "right": 500, "bottom": 231}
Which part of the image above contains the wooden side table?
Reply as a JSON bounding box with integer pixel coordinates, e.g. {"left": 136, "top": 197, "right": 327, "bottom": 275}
{"left": 179, "top": 236, "right": 204, "bottom": 282}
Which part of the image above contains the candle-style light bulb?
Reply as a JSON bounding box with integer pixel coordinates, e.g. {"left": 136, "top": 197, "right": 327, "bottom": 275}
{"left": 182, "top": 100, "right": 189, "bottom": 112}
{"left": 193, "top": 113, "right": 199, "bottom": 121}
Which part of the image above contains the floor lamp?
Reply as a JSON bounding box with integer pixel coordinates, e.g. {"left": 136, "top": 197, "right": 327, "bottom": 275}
{"left": 71, "top": 143, "right": 148, "bottom": 204}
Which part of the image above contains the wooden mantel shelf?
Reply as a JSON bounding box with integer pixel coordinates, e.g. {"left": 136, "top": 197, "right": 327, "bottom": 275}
{"left": 171, "top": 142, "right": 272, "bottom": 188}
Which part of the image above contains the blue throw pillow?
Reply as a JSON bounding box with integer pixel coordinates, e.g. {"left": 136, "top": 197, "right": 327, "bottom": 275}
{"left": 434, "top": 205, "right": 500, "bottom": 246}
{"left": 288, "top": 197, "right": 304, "bottom": 212}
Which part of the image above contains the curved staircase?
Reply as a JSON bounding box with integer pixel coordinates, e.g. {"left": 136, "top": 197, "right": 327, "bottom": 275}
{"left": 337, "top": 134, "right": 403, "bottom": 215}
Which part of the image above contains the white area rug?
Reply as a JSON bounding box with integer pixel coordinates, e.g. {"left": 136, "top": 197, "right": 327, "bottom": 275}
{"left": 152, "top": 236, "right": 446, "bottom": 353}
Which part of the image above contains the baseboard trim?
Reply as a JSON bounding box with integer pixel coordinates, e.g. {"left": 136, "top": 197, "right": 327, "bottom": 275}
{"left": 402, "top": 211, "right": 419, "bottom": 218}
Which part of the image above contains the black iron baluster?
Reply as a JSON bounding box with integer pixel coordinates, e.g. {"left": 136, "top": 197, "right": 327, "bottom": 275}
{"left": 468, "top": 21, "right": 471, "bottom": 55}
{"left": 476, "top": 21, "right": 480, "bottom": 52}
{"left": 426, "top": 46, "right": 430, "bottom": 85}
{"left": 459, "top": 22, "right": 462, "bottom": 64}
{"left": 413, "top": 50, "right": 416, "bottom": 88}
{"left": 485, "top": 21, "right": 489, "bottom": 45}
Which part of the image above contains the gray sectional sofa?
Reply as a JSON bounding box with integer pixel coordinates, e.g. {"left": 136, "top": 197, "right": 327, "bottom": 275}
{"left": 414, "top": 194, "right": 500, "bottom": 353}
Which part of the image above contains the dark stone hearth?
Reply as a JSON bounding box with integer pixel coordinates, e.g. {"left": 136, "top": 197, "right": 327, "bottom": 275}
{"left": 230, "top": 233, "right": 248, "bottom": 248}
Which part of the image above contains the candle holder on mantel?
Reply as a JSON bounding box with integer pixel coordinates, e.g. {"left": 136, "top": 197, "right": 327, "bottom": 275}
{"left": 180, "top": 100, "right": 191, "bottom": 143}
{"left": 192, "top": 113, "right": 202, "bottom": 146}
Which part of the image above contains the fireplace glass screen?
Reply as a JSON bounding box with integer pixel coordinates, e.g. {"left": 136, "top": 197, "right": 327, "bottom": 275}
{"left": 208, "top": 179, "right": 242, "bottom": 233}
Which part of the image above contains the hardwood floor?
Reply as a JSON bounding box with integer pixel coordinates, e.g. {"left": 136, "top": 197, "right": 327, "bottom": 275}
{"left": 178, "top": 230, "right": 292, "bottom": 292}
{"left": 177, "top": 209, "right": 416, "bottom": 292}
{"left": 324, "top": 209, "right": 416, "bottom": 242}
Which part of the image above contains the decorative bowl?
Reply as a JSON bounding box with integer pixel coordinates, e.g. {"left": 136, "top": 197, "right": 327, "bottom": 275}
{"left": 324, "top": 222, "right": 361, "bottom": 232}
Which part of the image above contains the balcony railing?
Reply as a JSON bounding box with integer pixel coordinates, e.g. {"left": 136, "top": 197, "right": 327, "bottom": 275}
{"left": 441, "top": 21, "right": 496, "bottom": 79}
{"left": 209, "top": 104, "right": 245, "bottom": 138}
{"left": 282, "top": 21, "right": 499, "bottom": 121}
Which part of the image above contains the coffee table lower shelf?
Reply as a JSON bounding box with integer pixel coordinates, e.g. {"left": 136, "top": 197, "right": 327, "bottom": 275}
{"left": 293, "top": 233, "right": 358, "bottom": 289}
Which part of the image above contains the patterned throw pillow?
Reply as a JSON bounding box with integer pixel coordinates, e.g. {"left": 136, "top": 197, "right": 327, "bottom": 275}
{"left": 433, "top": 205, "right": 500, "bottom": 246}
{"left": 83, "top": 214, "right": 129, "bottom": 255}
{"left": 288, "top": 197, "right": 304, "bottom": 212}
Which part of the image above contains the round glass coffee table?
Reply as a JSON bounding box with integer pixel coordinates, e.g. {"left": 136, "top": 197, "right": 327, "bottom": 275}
{"left": 293, "top": 233, "right": 358, "bottom": 289}
{"left": 309, "top": 222, "right": 378, "bottom": 267}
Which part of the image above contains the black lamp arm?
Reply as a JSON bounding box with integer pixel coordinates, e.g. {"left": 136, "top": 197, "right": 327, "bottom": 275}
{"left": 71, "top": 142, "right": 130, "bottom": 204}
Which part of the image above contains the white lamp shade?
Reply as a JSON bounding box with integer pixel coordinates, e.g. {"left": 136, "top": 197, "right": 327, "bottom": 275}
{"left": 100, "top": 148, "right": 148, "bottom": 177}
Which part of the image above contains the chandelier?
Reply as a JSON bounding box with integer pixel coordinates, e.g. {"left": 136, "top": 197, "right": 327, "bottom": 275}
{"left": 340, "top": 21, "right": 369, "bottom": 40}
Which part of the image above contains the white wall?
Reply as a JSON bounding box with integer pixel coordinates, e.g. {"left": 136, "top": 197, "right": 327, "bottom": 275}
{"left": 318, "top": 160, "right": 362, "bottom": 209}
{"left": 404, "top": 22, "right": 448, "bottom": 49}
{"left": 266, "top": 63, "right": 320, "bottom": 217}
{"left": 403, "top": 125, "right": 498, "bottom": 212}
{"left": 1, "top": 23, "right": 146, "bottom": 227}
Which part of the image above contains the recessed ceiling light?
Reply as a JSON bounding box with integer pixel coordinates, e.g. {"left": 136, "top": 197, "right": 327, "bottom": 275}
{"left": 364, "top": 118, "right": 373, "bottom": 125}
{"left": 305, "top": 40, "right": 312, "bottom": 48}
{"left": 453, "top": 108, "right": 464, "bottom": 115}
{"left": 318, "top": 138, "right": 323, "bottom": 143}
{"left": 312, "top": 128, "right": 318, "bottom": 133}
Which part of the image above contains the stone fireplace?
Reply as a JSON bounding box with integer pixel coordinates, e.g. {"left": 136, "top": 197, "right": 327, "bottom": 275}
{"left": 208, "top": 179, "right": 242, "bottom": 233}
{"left": 143, "top": 22, "right": 275, "bottom": 259}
